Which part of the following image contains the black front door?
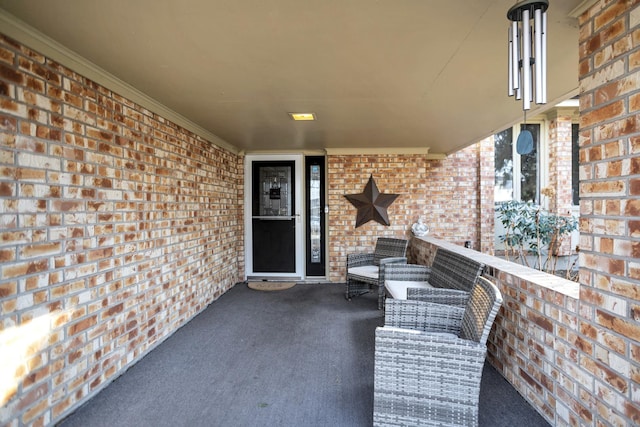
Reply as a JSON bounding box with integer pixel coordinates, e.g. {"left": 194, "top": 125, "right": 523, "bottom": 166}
{"left": 251, "top": 161, "right": 296, "bottom": 273}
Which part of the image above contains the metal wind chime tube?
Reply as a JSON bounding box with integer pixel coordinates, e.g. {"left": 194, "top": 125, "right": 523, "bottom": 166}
{"left": 534, "top": 7, "right": 543, "bottom": 104}
{"left": 522, "top": 7, "right": 531, "bottom": 110}
{"left": 541, "top": 9, "right": 547, "bottom": 104}
{"left": 507, "top": 0, "right": 548, "bottom": 111}
{"left": 508, "top": 21, "right": 519, "bottom": 96}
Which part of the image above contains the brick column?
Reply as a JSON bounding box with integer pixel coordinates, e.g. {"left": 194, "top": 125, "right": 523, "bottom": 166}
{"left": 478, "top": 136, "right": 495, "bottom": 254}
{"left": 577, "top": 1, "right": 640, "bottom": 425}
{"left": 546, "top": 109, "right": 575, "bottom": 255}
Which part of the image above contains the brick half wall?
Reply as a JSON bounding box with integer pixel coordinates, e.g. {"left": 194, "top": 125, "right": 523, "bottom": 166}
{"left": 411, "top": 237, "right": 586, "bottom": 425}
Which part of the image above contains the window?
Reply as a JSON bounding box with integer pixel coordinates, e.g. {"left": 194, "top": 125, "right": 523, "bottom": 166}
{"left": 494, "top": 127, "right": 514, "bottom": 201}
{"left": 520, "top": 124, "right": 540, "bottom": 203}
{"left": 494, "top": 123, "right": 541, "bottom": 203}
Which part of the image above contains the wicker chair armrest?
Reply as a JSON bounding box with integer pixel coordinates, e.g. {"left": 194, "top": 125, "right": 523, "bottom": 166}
{"left": 406, "top": 288, "right": 469, "bottom": 308}
{"left": 384, "top": 299, "right": 464, "bottom": 333}
{"left": 346, "top": 253, "right": 375, "bottom": 268}
{"left": 375, "top": 326, "right": 486, "bottom": 358}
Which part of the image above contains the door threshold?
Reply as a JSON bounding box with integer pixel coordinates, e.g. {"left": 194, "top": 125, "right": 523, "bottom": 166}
{"left": 247, "top": 276, "right": 302, "bottom": 282}
{"left": 301, "top": 277, "right": 328, "bottom": 283}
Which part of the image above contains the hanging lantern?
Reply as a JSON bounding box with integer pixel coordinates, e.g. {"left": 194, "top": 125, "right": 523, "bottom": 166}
{"left": 507, "top": 0, "right": 548, "bottom": 111}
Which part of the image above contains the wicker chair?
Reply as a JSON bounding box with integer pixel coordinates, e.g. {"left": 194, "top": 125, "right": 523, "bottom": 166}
{"left": 384, "top": 248, "right": 485, "bottom": 308}
{"left": 373, "top": 276, "right": 503, "bottom": 427}
{"left": 345, "top": 237, "right": 408, "bottom": 310}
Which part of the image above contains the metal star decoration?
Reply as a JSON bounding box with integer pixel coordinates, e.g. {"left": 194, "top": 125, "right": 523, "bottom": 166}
{"left": 344, "top": 175, "right": 399, "bottom": 228}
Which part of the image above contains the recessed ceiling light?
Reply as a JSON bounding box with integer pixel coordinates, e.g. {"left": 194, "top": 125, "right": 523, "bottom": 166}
{"left": 288, "top": 112, "right": 316, "bottom": 121}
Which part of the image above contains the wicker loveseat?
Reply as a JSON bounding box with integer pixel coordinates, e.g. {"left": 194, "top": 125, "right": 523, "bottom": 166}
{"left": 384, "top": 248, "right": 485, "bottom": 308}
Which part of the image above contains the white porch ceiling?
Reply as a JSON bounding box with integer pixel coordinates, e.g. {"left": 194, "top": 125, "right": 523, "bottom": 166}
{"left": 0, "top": 0, "right": 585, "bottom": 155}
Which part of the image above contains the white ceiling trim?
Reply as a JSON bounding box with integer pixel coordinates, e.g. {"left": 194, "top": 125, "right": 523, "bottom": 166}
{"left": 0, "top": 9, "right": 238, "bottom": 154}
{"left": 324, "top": 147, "right": 446, "bottom": 159}
{"left": 237, "top": 149, "right": 326, "bottom": 156}
{"left": 569, "top": 0, "right": 600, "bottom": 18}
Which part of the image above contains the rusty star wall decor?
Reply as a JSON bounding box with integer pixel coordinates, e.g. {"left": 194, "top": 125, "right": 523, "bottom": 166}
{"left": 344, "top": 175, "right": 399, "bottom": 228}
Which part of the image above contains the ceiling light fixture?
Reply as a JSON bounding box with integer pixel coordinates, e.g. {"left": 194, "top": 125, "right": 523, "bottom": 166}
{"left": 288, "top": 112, "right": 316, "bottom": 121}
{"left": 507, "top": 0, "right": 548, "bottom": 111}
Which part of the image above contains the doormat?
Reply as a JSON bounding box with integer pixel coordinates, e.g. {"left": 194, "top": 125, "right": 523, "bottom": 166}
{"left": 247, "top": 282, "right": 296, "bottom": 291}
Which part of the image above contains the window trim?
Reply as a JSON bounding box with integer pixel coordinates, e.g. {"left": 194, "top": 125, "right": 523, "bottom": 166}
{"left": 495, "top": 120, "right": 547, "bottom": 205}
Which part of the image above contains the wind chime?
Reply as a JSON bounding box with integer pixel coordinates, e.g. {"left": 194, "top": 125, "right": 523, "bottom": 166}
{"left": 507, "top": 0, "right": 548, "bottom": 154}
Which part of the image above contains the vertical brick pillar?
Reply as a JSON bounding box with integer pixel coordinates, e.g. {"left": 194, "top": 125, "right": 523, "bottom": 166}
{"left": 578, "top": 1, "right": 640, "bottom": 425}
{"left": 478, "top": 136, "right": 495, "bottom": 254}
{"left": 236, "top": 153, "right": 246, "bottom": 278}
{"left": 547, "top": 109, "right": 574, "bottom": 254}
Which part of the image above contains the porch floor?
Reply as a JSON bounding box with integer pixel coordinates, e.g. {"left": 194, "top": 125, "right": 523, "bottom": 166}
{"left": 59, "top": 283, "right": 549, "bottom": 427}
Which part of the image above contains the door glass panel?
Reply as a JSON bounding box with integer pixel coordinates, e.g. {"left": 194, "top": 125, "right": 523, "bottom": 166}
{"left": 520, "top": 123, "right": 539, "bottom": 203}
{"left": 256, "top": 166, "right": 291, "bottom": 217}
{"left": 251, "top": 161, "right": 296, "bottom": 274}
{"left": 309, "top": 164, "right": 321, "bottom": 264}
{"left": 305, "top": 156, "right": 325, "bottom": 277}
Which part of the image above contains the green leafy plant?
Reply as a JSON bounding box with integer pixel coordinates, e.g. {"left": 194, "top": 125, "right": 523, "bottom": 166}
{"left": 496, "top": 199, "right": 578, "bottom": 279}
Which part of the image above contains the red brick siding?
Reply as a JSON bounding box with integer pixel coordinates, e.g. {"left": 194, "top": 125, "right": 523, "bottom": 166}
{"left": 327, "top": 148, "right": 484, "bottom": 282}
{"left": 478, "top": 136, "right": 496, "bottom": 254}
{"left": 578, "top": 1, "right": 640, "bottom": 425}
{"left": 0, "top": 34, "right": 242, "bottom": 426}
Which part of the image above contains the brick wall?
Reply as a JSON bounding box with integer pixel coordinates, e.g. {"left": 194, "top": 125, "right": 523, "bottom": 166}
{"left": 577, "top": 0, "right": 640, "bottom": 425}
{"left": 327, "top": 148, "right": 487, "bottom": 282}
{"left": 0, "top": 35, "right": 242, "bottom": 426}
